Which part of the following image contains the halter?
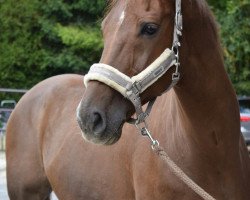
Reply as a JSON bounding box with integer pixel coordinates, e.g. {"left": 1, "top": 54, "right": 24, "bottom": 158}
{"left": 83, "top": 4, "right": 217, "bottom": 199}
{"left": 84, "top": 0, "right": 182, "bottom": 125}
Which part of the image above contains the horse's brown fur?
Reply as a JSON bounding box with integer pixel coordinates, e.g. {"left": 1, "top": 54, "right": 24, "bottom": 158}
{"left": 6, "top": 0, "right": 250, "bottom": 199}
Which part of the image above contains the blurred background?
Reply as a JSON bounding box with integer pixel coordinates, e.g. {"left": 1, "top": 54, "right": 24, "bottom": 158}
{"left": 0, "top": 0, "right": 249, "bottom": 199}
{"left": 0, "top": 0, "right": 249, "bottom": 100}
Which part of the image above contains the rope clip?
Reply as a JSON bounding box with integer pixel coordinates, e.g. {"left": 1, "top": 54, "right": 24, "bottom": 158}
{"left": 135, "top": 121, "right": 159, "bottom": 149}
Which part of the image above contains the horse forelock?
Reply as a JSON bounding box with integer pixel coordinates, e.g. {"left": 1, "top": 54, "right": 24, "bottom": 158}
{"left": 105, "top": 0, "right": 164, "bottom": 16}
{"left": 104, "top": 0, "right": 118, "bottom": 18}
{"left": 105, "top": 0, "right": 215, "bottom": 22}
{"left": 104, "top": 0, "right": 220, "bottom": 46}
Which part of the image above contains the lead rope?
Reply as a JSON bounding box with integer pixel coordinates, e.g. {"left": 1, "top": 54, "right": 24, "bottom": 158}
{"left": 153, "top": 146, "right": 216, "bottom": 200}
{"left": 141, "top": 1, "right": 215, "bottom": 198}
{"left": 136, "top": 124, "right": 216, "bottom": 200}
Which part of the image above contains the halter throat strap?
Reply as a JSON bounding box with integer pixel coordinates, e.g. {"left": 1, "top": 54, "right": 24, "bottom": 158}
{"left": 84, "top": 0, "right": 182, "bottom": 125}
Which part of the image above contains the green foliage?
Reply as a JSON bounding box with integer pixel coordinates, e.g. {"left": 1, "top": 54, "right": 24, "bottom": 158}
{"left": 208, "top": 0, "right": 250, "bottom": 95}
{"left": 207, "top": 0, "right": 227, "bottom": 10}
{"left": 0, "top": 0, "right": 42, "bottom": 88}
{"left": 0, "top": 0, "right": 105, "bottom": 94}
{"left": 221, "top": 1, "right": 250, "bottom": 95}
{"left": 55, "top": 24, "right": 103, "bottom": 65}
{"left": 0, "top": 0, "right": 249, "bottom": 98}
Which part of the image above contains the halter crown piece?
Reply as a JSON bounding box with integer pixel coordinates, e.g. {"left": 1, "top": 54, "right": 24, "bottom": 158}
{"left": 84, "top": 0, "right": 182, "bottom": 125}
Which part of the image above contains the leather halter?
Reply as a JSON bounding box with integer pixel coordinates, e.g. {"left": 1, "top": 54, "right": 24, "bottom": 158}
{"left": 84, "top": 0, "right": 182, "bottom": 125}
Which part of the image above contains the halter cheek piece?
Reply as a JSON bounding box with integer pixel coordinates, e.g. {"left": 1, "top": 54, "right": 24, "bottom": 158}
{"left": 84, "top": 0, "right": 182, "bottom": 125}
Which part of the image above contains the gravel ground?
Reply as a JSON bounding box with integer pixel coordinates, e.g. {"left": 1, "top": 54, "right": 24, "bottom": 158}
{"left": 0, "top": 151, "right": 8, "bottom": 200}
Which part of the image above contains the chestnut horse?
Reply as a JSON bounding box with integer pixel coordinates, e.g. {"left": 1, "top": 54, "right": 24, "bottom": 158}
{"left": 6, "top": 0, "right": 250, "bottom": 199}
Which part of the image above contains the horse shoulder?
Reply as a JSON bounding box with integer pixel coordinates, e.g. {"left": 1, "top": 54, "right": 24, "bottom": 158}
{"left": 6, "top": 74, "right": 85, "bottom": 163}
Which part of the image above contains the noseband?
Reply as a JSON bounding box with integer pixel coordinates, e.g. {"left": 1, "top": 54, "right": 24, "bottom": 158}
{"left": 84, "top": 0, "right": 182, "bottom": 125}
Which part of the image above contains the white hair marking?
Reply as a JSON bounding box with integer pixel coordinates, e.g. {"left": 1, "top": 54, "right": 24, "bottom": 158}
{"left": 119, "top": 10, "right": 125, "bottom": 25}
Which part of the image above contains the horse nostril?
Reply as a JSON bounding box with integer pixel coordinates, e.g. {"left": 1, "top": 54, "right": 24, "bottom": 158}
{"left": 91, "top": 112, "right": 106, "bottom": 135}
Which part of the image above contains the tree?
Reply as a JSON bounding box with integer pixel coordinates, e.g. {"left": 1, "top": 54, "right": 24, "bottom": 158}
{"left": 0, "top": 0, "right": 249, "bottom": 96}
{"left": 0, "top": 0, "right": 105, "bottom": 90}
{"left": 208, "top": 0, "right": 250, "bottom": 95}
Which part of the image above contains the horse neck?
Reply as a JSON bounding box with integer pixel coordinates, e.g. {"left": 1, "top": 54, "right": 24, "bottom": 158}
{"left": 171, "top": 1, "right": 240, "bottom": 150}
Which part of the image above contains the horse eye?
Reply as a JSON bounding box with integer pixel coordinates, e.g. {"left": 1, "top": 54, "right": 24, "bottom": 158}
{"left": 141, "top": 23, "right": 159, "bottom": 36}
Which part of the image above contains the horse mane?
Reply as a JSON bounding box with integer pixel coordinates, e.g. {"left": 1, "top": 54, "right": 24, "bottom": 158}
{"left": 187, "top": 0, "right": 221, "bottom": 50}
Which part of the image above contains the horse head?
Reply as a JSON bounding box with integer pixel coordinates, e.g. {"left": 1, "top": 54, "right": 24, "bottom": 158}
{"left": 77, "top": 0, "right": 180, "bottom": 145}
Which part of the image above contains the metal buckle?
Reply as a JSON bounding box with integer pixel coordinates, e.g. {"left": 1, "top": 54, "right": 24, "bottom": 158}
{"left": 135, "top": 120, "right": 159, "bottom": 149}
{"left": 172, "top": 43, "right": 180, "bottom": 56}
{"left": 176, "top": 11, "right": 183, "bottom": 33}
{"left": 136, "top": 112, "right": 148, "bottom": 124}
{"left": 172, "top": 72, "right": 180, "bottom": 81}
{"left": 131, "top": 81, "right": 142, "bottom": 95}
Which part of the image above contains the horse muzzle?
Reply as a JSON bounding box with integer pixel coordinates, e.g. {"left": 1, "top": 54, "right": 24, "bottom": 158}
{"left": 76, "top": 83, "right": 129, "bottom": 145}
